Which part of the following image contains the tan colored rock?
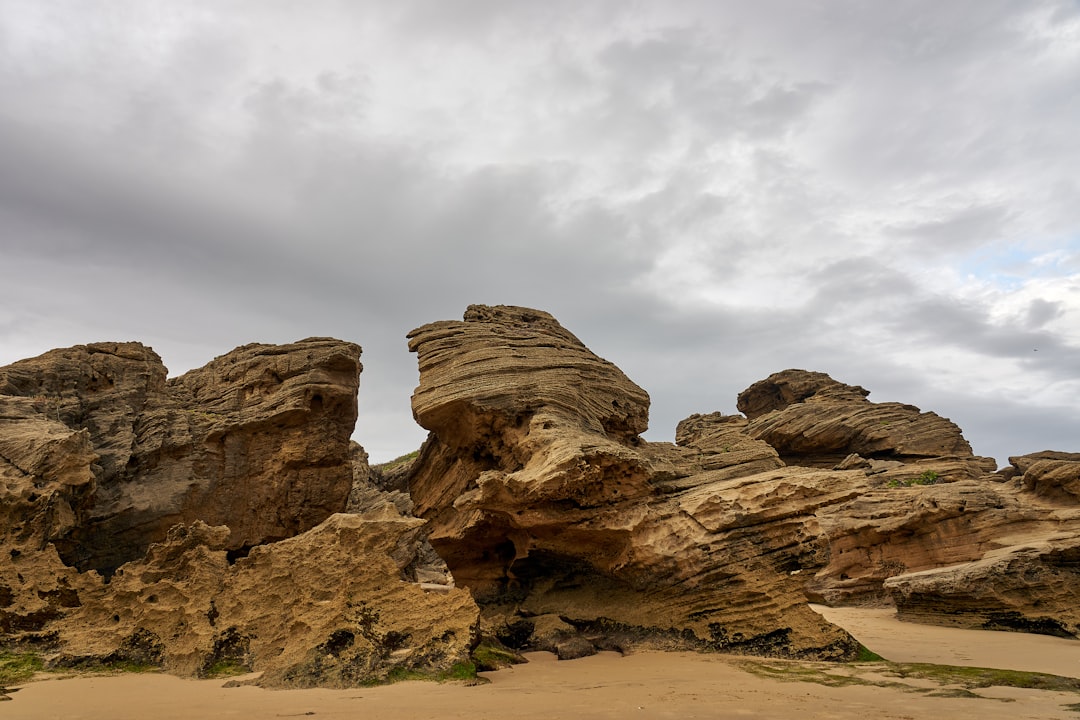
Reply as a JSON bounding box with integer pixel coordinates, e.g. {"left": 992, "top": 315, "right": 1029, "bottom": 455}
{"left": 805, "top": 479, "right": 1034, "bottom": 605}
{"left": 885, "top": 536, "right": 1080, "bottom": 637}
{"left": 853, "top": 453, "right": 1080, "bottom": 636}
{"left": 1011, "top": 451, "right": 1080, "bottom": 503}
{"left": 1, "top": 337, "right": 482, "bottom": 687}
{"left": 53, "top": 512, "right": 479, "bottom": 686}
{"left": 737, "top": 369, "right": 979, "bottom": 468}
{"left": 407, "top": 305, "right": 857, "bottom": 660}
{"left": 345, "top": 442, "right": 451, "bottom": 587}
{"left": 409, "top": 305, "right": 650, "bottom": 447}
{"left": 672, "top": 412, "right": 785, "bottom": 480}
{"left": 0, "top": 338, "right": 361, "bottom": 573}
{"left": 0, "top": 397, "right": 100, "bottom": 635}
{"left": 408, "top": 306, "right": 1080, "bottom": 646}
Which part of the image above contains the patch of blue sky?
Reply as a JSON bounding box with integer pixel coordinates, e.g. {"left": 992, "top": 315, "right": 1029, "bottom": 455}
{"left": 956, "top": 238, "right": 1079, "bottom": 289}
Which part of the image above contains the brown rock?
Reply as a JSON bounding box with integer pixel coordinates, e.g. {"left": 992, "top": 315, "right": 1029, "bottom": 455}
{"left": 0, "top": 397, "right": 99, "bottom": 635}
{"left": 737, "top": 369, "right": 977, "bottom": 468}
{"left": 673, "top": 412, "right": 785, "bottom": 480}
{"left": 407, "top": 305, "right": 857, "bottom": 660}
{"left": 1, "top": 337, "right": 483, "bottom": 687}
{"left": 805, "top": 479, "right": 1034, "bottom": 605}
{"left": 858, "top": 452, "right": 1080, "bottom": 636}
{"left": 53, "top": 512, "right": 480, "bottom": 685}
{"left": 0, "top": 338, "right": 362, "bottom": 573}
{"left": 346, "top": 441, "right": 413, "bottom": 516}
{"left": 555, "top": 637, "right": 598, "bottom": 660}
{"left": 885, "top": 537, "right": 1080, "bottom": 637}
{"left": 408, "top": 306, "right": 1080, "bottom": 646}
{"left": 803, "top": 466, "right": 1080, "bottom": 639}
{"left": 1011, "top": 452, "right": 1080, "bottom": 503}
{"left": 409, "top": 305, "right": 650, "bottom": 448}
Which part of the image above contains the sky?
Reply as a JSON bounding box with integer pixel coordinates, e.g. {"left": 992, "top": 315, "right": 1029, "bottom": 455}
{"left": 2, "top": 1, "right": 1079, "bottom": 466}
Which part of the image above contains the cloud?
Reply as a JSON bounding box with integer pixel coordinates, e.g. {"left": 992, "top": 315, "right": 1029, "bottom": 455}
{"left": 1, "top": 1, "right": 1078, "bottom": 463}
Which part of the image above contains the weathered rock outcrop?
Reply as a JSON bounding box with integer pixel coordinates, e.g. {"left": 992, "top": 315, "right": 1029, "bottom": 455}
{"left": 1, "top": 397, "right": 103, "bottom": 636}
{"left": 407, "top": 306, "right": 1080, "bottom": 648}
{"left": 345, "top": 443, "right": 452, "bottom": 587}
{"left": 1, "top": 338, "right": 478, "bottom": 687}
{"left": 1012, "top": 451, "right": 1080, "bottom": 503}
{"left": 0, "top": 338, "right": 361, "bottom": 573}
{"left": 885, "top": 536, "right": 1080, "bottom": 637}
{"left": 738, "top": 370, "right": 979, "bottom": 468}
{"left": 731, "top": 375, "right": 1079, "bottom": 634}
{"left": 53, "top": 512, "right": 478, "bottom": 686}
{"left": 407, "top": 305, "right": 858, "bottom": 659}
{"left": 872, "top": 452, "right": 1080, "bottom": 637}
{"left": 5, "top": 311, "right": 1079, "bottom": 688}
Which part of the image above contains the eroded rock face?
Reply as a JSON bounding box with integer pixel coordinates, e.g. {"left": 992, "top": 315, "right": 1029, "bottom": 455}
{"left": 731, "top": 383, "right": 1080, "bottom": 633}
{"left": 863, "top": 452, "right": 1080, "bottom": 636}
{"left": 407, "top": 305, "right": 857, "bottom": 660}
{"left": 0, "top": 338, "right": 361, "bottom": 573}
{"left": 53, "top": 513, "right": 479, "bottom": 686}
{"left": 1013, "top": 451, "right": 1080, "bottom": 503}
{"left": 885, "top": 538, "right": 1080, "bottom": 638}
{"left": 1, "top": 338, "right": 477, "bottom": 687}
{"left": 0, "top": 396, "right": 100, "bottom": 635}
{"left": 407, "top": 306, "right": 1080, "bottom": 648}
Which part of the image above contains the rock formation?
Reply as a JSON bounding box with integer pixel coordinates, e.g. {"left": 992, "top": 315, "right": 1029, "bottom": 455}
{"left": 54, "top": 512, "right": 478, "bottom": 686}
{"left": 406, "top": 305, "right": 858, "bottom": 659}
{"left": 1, "top": 339, "right": 477, "bottom": 686}
{"left": 4, "top": 308, "right": 1079, "bottom": 691}
{"left": 406, "top": 305, "right": 1080, "bottom": 650}
{"left": 0, "top": 339, "right": 362, "bottom": 573}
{"left": 879, "top": 451, "right": 1080, "bottom": 637}
{"left": 737, "top": 370, "right": 975, "bottom": 467}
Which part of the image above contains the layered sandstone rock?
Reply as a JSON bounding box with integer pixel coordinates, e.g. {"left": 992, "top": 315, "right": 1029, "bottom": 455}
{"left": 407, "top": 305, "right": 858, "bottom": 660}
{"left": 873, "top": 452, "right": 1080, "bottom": 636}
{"left": 0, "top": 338, "right": 361, "bottom": 573}
{"left": 885, "top": 536, "right": 1080, "bottom": 637}
{"left": 407, "top": 306, "right": 1080, "bottom": 648}
{"left": 738, "top": 370, "right": 979, "bottom": 468}
{"left": 5, "top": 313, "right": 1079, "bottom": 684}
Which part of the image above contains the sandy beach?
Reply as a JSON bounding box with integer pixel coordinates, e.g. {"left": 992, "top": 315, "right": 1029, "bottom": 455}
{"left": 6, "top": 607, "right": 1080, "bottom": 720}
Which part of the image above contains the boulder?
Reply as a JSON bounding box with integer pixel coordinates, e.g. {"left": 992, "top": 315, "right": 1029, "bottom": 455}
{"left": 737, "top": 369, "right": 981, "bottom": 468}
{"left": 885, "top": 537, "right": 1080, "bottom": 638}
{"left": 1011, "top": 451, "right": 1080, "bottom": 504}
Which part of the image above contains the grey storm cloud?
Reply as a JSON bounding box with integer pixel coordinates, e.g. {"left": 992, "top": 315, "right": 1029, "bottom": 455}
{"left": 1, "top": 0, "right": 1079, "bottom": 463}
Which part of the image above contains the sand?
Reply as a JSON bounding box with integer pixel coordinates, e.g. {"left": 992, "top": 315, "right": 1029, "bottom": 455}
{"left": 6, "top": 607, "right": 1080, "bottom": 720}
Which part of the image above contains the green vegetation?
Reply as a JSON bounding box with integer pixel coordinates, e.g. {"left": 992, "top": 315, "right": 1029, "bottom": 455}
{"left": 442, "top": 660, "right": 479, "bottom": 681}
{"left": 471, "top": 641, "right": 525, "bottom": 671}
{"left": 886, "top": 470, "right": 940, "bottom": 488}
{"left": 891, "top": 663, "right": 1080, "bottom": 692}
{"left": 1, "top": 652, "right": 43, "bottom": 687}
{"left": 202, "top": 659, "right": 249, "bottom": 678}
{"left": 739, "top": 660, "right": 895, "bottom": 689}
{"left": 854, "top": 645, "right": 884, "bottom": 662}
{"left": 368, "top": 660, "right": 482, "bottom": 687}
{"left": 373, "top": 450, "right": 420, "bottom": 472}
